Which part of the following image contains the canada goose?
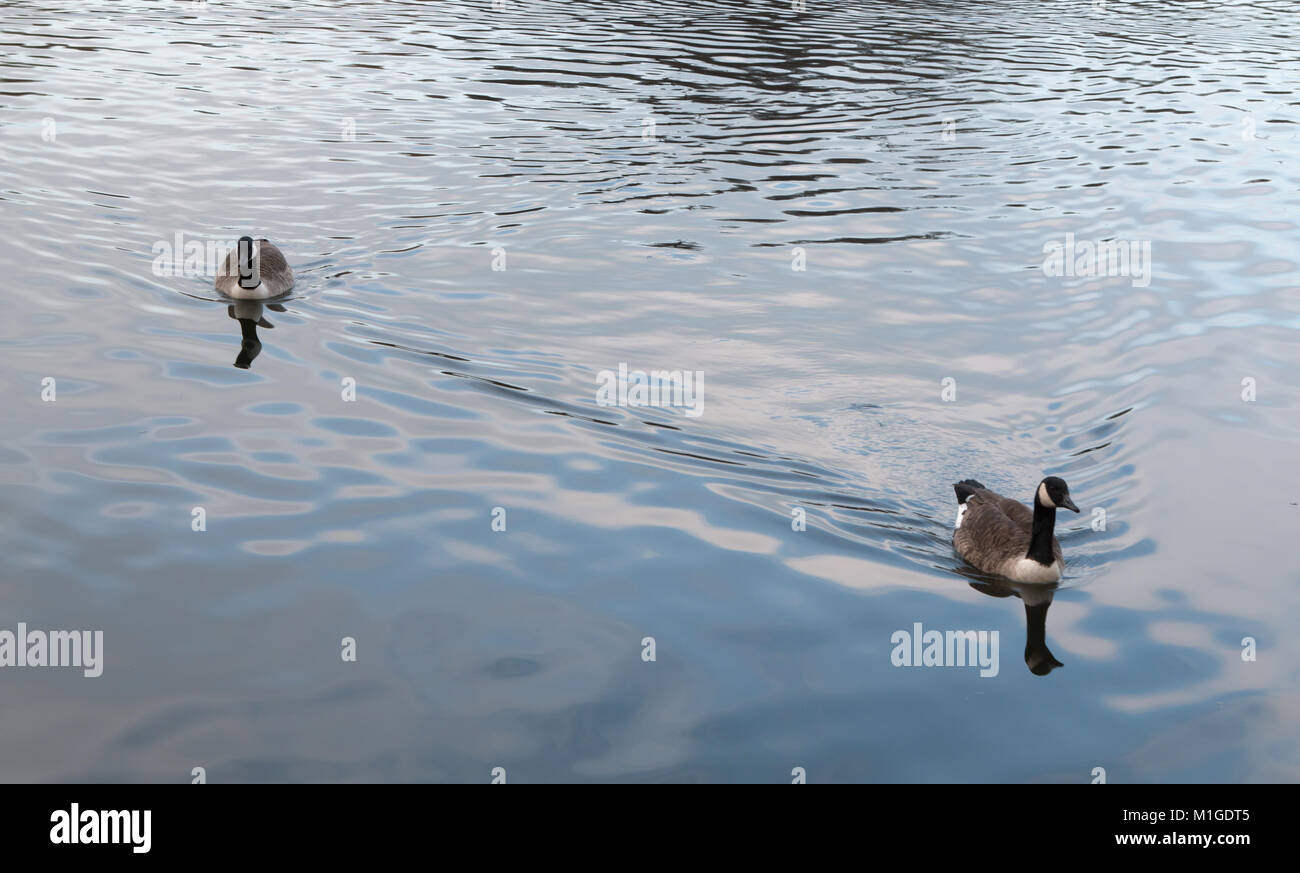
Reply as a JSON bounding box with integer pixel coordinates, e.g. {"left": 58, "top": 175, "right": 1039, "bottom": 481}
{"left": 227, "top": 299, "right": 286, "bottom": 369}
{"left": 214, "top": 236, "right": 293, "bottom": 300}
{"left": 952, "top": 477, "right": 1079, "bottom": 584}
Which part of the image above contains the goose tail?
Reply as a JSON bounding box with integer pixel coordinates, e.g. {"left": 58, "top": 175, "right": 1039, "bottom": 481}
{"left": 953, "top": 479, "right": 985, "bottom": 505}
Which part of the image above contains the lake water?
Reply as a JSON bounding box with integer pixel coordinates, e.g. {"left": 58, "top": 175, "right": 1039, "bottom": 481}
{"left": 2, "top": 0, "right": 1297, "bottom": 782}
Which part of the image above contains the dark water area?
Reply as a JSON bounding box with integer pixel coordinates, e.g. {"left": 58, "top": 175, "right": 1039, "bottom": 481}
{"left": 0, "top": 0, "right": 1297, "bottom": 782}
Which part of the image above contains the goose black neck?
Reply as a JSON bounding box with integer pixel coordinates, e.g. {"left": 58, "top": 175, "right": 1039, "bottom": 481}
{"left": 1026, "top": 497, "right": 1057, "bottom": 565}
{"left": 237, "top": 236, "right": 260, "bottom": 289}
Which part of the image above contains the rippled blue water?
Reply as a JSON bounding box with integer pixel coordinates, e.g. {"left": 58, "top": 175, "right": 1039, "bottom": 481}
{"left": 1, "top": 0, "right": 1298, "bottom": 782}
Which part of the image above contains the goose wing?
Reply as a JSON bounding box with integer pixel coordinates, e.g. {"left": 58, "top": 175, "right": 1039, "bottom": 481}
{"left": 953, "top": 486, "right": 1033, "bottom": 573}
{"left": 982, "top": 488, "right": 1032, "bottom": 528}
{"left": 256, "top": 239, "right": 291, "bottom": 278}
{"left": 255, "top": 239, "right": 294, "bottom": 294}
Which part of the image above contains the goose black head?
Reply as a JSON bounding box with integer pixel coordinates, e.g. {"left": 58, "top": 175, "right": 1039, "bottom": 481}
{"left": 1036, "top": 476, "right": 1079, "bottom": 513}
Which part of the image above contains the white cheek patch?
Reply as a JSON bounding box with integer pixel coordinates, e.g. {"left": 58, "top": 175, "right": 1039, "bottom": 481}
{"left": 955, "top": 503, "right": 967, "bottom": 529}
{"left": 1037, "top": 482, "right": 1054, "bottom": 508}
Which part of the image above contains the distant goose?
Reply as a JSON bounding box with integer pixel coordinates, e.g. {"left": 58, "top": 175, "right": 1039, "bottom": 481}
{"left": 215, "top": 236, "right": 293, "bottom": 300}
{"left": 952, "top": 476, "right": 1079, "bottom": 584}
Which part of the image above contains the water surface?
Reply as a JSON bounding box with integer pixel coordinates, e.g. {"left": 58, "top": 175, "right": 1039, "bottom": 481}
{"left": 1, "top": 0, "right": 1298, "bottom": 782}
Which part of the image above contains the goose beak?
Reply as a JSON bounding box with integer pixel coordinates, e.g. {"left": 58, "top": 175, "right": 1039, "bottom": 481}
{"left": 1060, "top": 495, "right": 1080, "bottom": 513}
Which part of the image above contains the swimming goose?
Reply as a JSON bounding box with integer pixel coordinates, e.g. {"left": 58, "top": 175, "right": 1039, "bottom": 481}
{"left": 214, "top": 236, "right": 294, "bottom": 300}
{"left": 952, "top": 477, "right": 1079, "bottom": 584}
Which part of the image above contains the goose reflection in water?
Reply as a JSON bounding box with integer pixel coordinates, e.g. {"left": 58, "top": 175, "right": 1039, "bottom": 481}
{"left": 969, "top": 579, "right": 1064, "bottom": 676}
{"left": 227, "top": 299, "right": 286, "bottom": 369}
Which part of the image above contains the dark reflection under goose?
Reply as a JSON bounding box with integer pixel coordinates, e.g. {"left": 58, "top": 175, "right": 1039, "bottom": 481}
{"left": 970, "top": 579, "right": 1064, "bottom": 677}
{"left": 227, "top": 299, "right": 287, "bottom": 369}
